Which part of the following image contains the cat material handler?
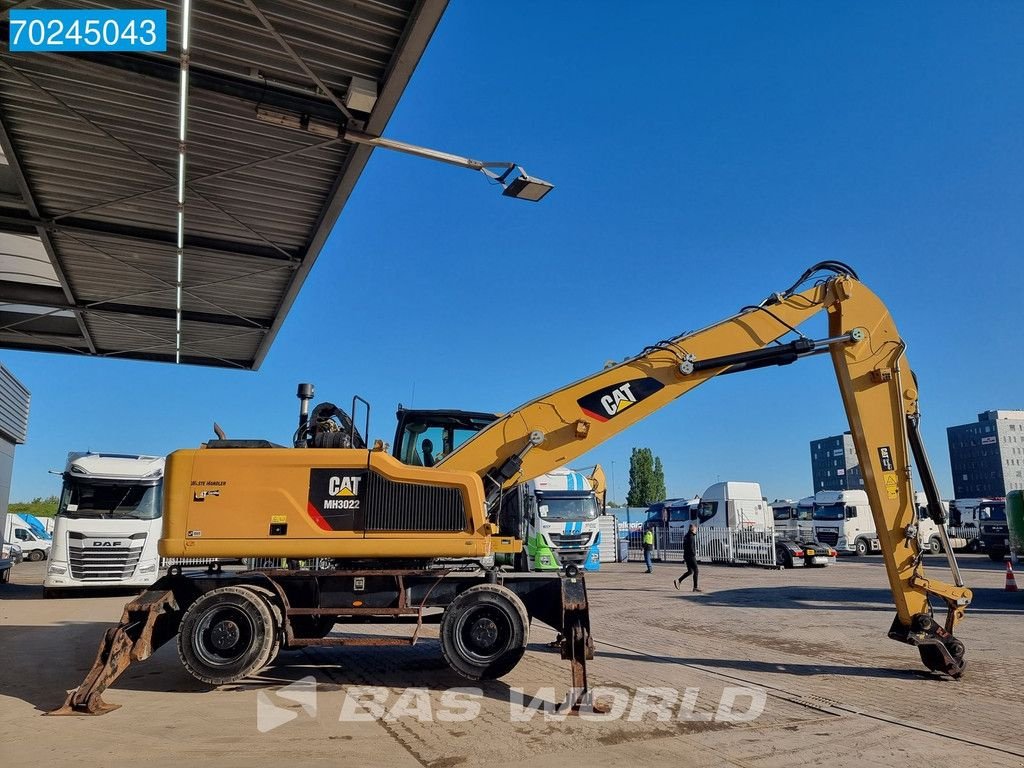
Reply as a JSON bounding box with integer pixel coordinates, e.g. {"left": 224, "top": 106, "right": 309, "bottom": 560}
{"left": 56, "top": 262, "right": 971, "bottom": 715}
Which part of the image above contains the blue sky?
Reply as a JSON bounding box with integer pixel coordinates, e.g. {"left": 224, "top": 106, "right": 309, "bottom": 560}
{"left": 4, "top": 1, "right": 1023, "bottom": 503}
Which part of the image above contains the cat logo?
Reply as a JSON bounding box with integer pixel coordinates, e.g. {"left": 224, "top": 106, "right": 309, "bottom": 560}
{"left": 600, "top": 383, "right": 638, "bottom": 416}
{"left": 194, "top": 489, "right": 221, "bottom": 502}
{"left": 328, "top": 475, "right": 361, "bottom": 497}
{"left": 577, "top": 377, "right": 665, "bottom": 423}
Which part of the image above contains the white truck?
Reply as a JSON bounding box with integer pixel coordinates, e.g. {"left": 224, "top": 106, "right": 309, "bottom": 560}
{"left": 913, "top": 492, "right": 966, "bottom": 554}
{"left": 810, "top": 489, "right": 880, "bottom": 556}
{"left": 521, "top": 467, "right": 602, "bottom": 571}
{"left": 4, "top": 513, "right": 51, "bottom": 561}
{"left": 770, "top": 498, "right": 815, "bottom": 541}
{"left": 43, "top": 453, "right": 164, "bottom": 597}
{"left": 644, "top": 482, "right": 774, "bottom": 563}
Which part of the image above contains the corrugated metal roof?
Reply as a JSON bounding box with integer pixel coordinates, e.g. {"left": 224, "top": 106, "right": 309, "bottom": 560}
{"left": 0, "top": 0, "right": 447, "bottom": 368}
{"left": 0, "top": 361, "right": 29, "bottom": 443}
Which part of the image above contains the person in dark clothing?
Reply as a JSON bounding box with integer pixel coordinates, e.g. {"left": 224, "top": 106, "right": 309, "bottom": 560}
{"left": 673, "top": 524, "right": 701, "bottom": 592}
{"left": 421, "top": 439, "right": 436, "bottom": 467}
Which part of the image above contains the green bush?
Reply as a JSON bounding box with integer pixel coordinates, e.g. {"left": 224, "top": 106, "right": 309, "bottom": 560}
{"left": 8, "top": 496, "right": 59, "bottom": 517}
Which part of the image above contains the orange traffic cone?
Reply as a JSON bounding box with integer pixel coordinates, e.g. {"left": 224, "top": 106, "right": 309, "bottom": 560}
{"left": 1006, "top": 561, "right": 1018, "bottom": 593}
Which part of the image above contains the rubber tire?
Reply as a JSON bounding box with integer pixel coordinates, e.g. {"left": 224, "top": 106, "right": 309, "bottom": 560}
{"left": 177, "top": 585, "right": 279, "bottom": 685}
{"left": 854, "top": 539, "right": 869, "bottom": 557}
{"left": 27, "top": 549, "right": 44, "bottom": 562}
{"left": 929, "top": 537, "right": 943, "bottom": 555}
{"left": 0, "top": 567, "right": 9, "bottom": 584}
{"left": 440, "top": 584, "right": 529, "bottom": 680}
{"left": 988, "top": 550, "right": 1007, "bottom": 562}
{"left": 245, "top": 585, "right": 283, "bottom": 665}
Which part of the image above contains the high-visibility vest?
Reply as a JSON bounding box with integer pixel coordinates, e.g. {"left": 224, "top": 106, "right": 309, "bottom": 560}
{"left": 643, "top": 530, "right": 654, "bottom": 546}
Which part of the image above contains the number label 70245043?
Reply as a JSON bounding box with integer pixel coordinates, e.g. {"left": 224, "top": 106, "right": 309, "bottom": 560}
{"left": 9, "top": 9, "right": 167, "bottom": 53}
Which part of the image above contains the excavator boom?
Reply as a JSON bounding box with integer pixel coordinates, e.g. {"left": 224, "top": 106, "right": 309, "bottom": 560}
{"left": 439, "top": 262, "right": 971, "bottom": 676}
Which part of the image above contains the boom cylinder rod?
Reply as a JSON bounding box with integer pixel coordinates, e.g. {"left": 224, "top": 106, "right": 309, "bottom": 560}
{"left": 907, "top": 413, "right": 965, "bottom": 588}
{"left": 686, "top": 331, "right": 859, "bottom": 375}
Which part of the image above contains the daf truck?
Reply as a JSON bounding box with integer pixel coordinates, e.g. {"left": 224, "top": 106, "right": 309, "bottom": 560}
{"left": 810, "top": 489, "right": 880, "bottom": 555}
{"left": 43, "top": 453, "right": 164, "bottom": 597}
{"left": 522, "top": 468, "right": 602, "bottom": 571}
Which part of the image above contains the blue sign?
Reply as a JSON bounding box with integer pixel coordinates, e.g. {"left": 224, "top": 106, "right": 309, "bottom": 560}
{"left": 9, "top": 9, "right": 167, "bottom": 53}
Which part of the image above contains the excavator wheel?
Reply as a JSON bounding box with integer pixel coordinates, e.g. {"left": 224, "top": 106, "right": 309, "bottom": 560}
{"left": 177, "top": 585, "right": 280, "bottom": 685}
{"left": 440, "top": 584, "right": 529, "bottom": 680}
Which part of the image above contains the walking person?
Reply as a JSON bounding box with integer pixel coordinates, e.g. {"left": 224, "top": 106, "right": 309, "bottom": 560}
{"left": 642, "top": 525, "right": 655, "bottom": 573}
{"left": 674, "top": 523, "right": 702, "bottom": 592}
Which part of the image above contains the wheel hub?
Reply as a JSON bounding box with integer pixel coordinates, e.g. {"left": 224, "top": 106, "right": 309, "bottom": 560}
{"left": 469, "top": 617, "right": 499, "bottom": 649}
{"left": 210, "top": 619, "right": 241, "bottom": 650}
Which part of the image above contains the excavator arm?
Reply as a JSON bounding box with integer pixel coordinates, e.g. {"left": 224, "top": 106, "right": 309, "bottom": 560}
{"left": 439, "top": 262, "right": 971, "bottom": 676}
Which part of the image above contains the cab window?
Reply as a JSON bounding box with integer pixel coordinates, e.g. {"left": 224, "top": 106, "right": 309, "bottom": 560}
{"left": 698, "top": 501, "right": 718, "bottom": 523}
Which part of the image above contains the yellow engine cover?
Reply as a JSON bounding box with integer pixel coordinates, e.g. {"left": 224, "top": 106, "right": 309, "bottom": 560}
{"left": 159, "top": 447, "right": 501, "bottom": 559}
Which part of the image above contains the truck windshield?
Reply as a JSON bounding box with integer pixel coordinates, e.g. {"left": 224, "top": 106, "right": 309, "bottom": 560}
{"left": 773, "top": 507, "right": 796, "bottom": 521}
{"left": 59, "top": 481, "right": 162, "bottom": 520}
{"left": 538, "top": 495, "right": 598, "bottom": 522}
{"left": 812, "top": 503, "right": 845, "bottom": 521}
{"left": 979, "top": 503, "right": 1006, "bottom": 521}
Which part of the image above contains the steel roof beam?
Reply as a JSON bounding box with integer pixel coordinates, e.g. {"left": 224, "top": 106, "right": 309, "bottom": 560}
{"left": 0, "top": 210, "right": 300, "bottom": 263}
{"left": 73, "top": 51, "right": 347, "bottom": 124}
{"left": 0, "top": 279, "right": 272, "bottom": 329}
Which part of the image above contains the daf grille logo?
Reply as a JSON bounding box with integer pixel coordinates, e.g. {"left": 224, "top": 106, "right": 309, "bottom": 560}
{"left": 92, "top": 541, "right": 121, "bottom": 547}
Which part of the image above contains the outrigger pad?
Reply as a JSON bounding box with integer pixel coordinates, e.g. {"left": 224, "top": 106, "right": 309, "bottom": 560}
{"left": 49, "top": 589, "right": 180, "bottom": 716}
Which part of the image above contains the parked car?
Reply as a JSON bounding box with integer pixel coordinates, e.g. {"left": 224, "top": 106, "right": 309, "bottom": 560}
{"left": 0, "top": 540, "right": 21, "bottom": 583}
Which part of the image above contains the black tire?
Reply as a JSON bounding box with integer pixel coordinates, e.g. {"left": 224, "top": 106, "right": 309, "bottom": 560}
{"left": 0, "top": 567, "right": 10, "bottom": 584}
{"left": 988, "top": 550, "right": 1007, "bottom": 562}
{"left": 854, "top": 538, "right": 869, "bottom": 557}
{"left": 27, "top": 549, "right": 44, "bottom": 562}
{"left": 440, "top": 584, "right": 529, "bottom": 680}
{"left": 177, "top": 585, "right": 279, "bottom": 685}
{"left": 929, "top": 537, "right": 943, "bottom": 555}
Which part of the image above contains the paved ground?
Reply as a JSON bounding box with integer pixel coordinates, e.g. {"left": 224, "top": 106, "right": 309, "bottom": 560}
{"left": 1, "top": 555, "right": 1022, "bottom": 767}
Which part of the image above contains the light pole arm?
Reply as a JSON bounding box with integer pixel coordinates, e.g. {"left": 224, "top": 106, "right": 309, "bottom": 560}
{"left": 343, "top": 130, "right": 514, "bottom": 174}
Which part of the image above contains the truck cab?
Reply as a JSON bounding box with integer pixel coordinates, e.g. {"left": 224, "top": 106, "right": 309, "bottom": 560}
{"left": 977, "top": 498, "right": 1009, "bottom": 562}
{"left": 44, "top": 453, "right": 164, "bottom": 595}
{"left": 523, "top": 468, "right": 601, "bottom": 571}
{"left": 810, "top": 489, "right": 880, "bottom": 555}
{"left": 771, "top": 498, "right": 816, "bottom": 542}
{"left": 913, "top": 492, "right": 965, "bottom": 554}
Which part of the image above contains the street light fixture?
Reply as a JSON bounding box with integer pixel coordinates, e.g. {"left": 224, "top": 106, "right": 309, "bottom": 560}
{"left": 343, "top": 129, "right": 554, "bottom": 202}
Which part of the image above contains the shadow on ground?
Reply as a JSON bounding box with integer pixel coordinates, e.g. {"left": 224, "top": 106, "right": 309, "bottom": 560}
{"left": 0, "top": 621, "right": 525, "bottom": 714}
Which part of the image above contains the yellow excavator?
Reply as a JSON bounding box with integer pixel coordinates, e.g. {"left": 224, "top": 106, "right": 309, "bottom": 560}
{"left": 56, "top": 262, "right": 971, "bottom": 715}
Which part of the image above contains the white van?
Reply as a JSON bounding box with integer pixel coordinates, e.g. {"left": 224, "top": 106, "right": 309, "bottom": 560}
{"left": 810, "top": 489, "right": 880, "bottom": 556}
{"left": 4, "top": 515, "right": 51, "bottom": 561}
